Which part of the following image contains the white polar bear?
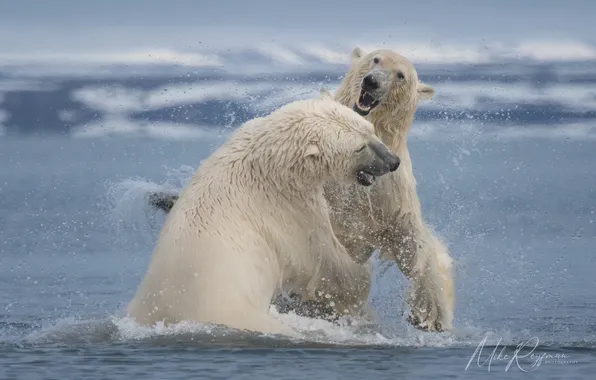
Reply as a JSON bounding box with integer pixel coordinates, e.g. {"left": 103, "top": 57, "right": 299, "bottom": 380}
{"left": 126, "top": 94, "right": 401, "bottom": 336}
{"left": 326, "top": 47, "right": 455, "bottom": 332}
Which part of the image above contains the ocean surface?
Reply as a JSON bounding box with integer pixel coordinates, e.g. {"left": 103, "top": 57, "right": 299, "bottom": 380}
{"left": 1, "top": 52, "right": 596, "bottom": 379}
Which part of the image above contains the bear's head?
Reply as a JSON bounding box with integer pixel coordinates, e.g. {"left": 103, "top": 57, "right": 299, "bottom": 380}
{"left": 300, "top": 93, "right": 401, "bottom": 187}
{"left": 340, "top": 47, "right": 434, "bottom": 118}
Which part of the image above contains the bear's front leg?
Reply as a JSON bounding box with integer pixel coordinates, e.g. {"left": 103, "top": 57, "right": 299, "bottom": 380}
{"left": 307, "top": 239, "right": 373, "bottom": 321}
{"left": 376, "top": 220, "right": 454, "bottom": 332}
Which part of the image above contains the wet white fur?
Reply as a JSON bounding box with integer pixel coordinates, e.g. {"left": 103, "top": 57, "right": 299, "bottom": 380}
{"left": 127, "top": 95, "right": 388, "bottom": 336}
{"left": 325, "top": 47, "right": 455, "bottom": 331}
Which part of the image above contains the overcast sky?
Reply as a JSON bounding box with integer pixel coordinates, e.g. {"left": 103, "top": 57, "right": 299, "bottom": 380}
{"left": 0, "top": 0, "right": 594, "bottom": 54}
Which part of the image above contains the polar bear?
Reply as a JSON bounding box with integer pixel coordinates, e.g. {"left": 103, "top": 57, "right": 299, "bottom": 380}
{"left": 324, "top": 47, "right": 455, "bottom": 332}
{"left": 126, "top": 94, "right": 401, "bottom": 336}
{"left": 146, "top": 47, "right": 454, "bottom": 332}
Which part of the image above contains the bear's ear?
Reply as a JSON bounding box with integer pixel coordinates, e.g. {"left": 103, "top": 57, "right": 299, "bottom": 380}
{"left": 319, "top": 87, "right": 333, "bottom": 100}
{"left": 417, "top": 82, "right": 435, "bottom": 101}
{"left": 304, "top": 144, "right": 320, "bottom": 158}
{"left": 351, "top": 46, "right": 365, "bottom": 61}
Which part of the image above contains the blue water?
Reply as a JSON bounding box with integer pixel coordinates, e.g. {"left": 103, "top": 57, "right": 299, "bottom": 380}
{"left": 0, "top": 52, "right": 596, "bottom": 380}
{"left": 1, "top": 132, "right": 595, "bottom": 379}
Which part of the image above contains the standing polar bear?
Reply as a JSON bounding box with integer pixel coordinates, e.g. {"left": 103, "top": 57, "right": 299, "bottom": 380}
{"left": 325, "top": 47, "right": 454, "bottom": 332}
{"left": 147, "top": 47, "right": 455, "bottom": 332}
{"left": 127, "top": 95, "right": 401, "bottom": 335}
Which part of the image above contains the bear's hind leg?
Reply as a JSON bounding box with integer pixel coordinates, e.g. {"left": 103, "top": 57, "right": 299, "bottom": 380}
{"left": 148, "top": 191, "right": 179, "bottom": 213}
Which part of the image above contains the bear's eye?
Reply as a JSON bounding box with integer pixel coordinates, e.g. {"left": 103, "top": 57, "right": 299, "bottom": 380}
{"left": 397, "top": 71, "right": 405, "bottom": 80}
{"left": 373, "top": 57, "right": 380, "bottom": 64}
{"left": 356, "top": 144, "right": 366, "bottom": 152}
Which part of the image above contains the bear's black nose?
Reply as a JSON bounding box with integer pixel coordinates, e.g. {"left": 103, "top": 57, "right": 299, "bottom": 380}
{"left": 362, "top": 74, "right": 379, "bottom": 91}
{"left": 388, "top": 154, "right": 400, "bottom": 172}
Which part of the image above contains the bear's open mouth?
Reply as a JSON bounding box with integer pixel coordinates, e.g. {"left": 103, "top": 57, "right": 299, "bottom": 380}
{"left": 356, "top": 171, "right": 376, "bottom": 186}
{"left": 353, "top": 90, "right": 380, "bottom": 116}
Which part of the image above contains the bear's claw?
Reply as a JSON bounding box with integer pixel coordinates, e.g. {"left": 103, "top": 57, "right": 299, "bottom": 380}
{"left": 407, "top": 313, "right": 444, "bottom": 333}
